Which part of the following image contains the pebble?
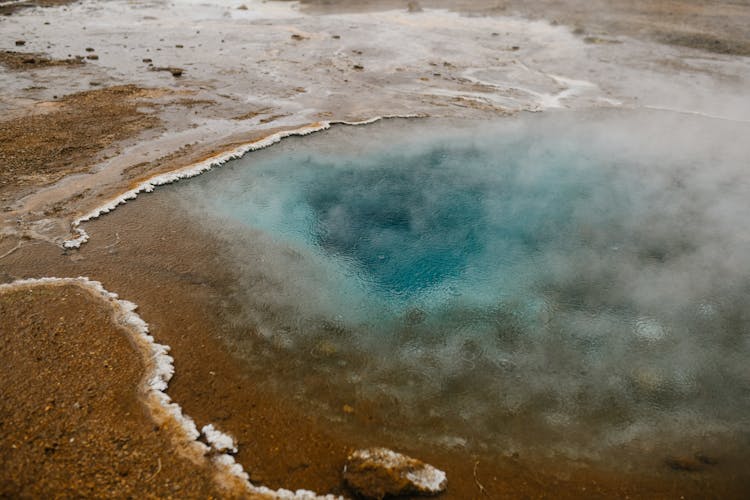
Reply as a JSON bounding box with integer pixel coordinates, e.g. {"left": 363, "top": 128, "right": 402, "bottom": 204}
{"left": 343, "top": 447, "right": 447, "bottom": 499}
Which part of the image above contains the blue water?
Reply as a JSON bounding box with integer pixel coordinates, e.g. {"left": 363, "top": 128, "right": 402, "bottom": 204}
{"left": 306, "top": 161, "right": 485, "bottom": 296}
{"left": 176, "top": 112, "right": 750, "bottom": 457}
{"left": 201, "top": 130, "right": 631, "bottom": 315}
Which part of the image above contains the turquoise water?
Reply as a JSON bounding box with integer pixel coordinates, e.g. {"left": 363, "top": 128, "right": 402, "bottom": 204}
{"left": 176, "top": 111, "right": 750, "bottom": 458}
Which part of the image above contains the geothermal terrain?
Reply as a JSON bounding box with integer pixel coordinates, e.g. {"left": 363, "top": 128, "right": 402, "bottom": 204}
{"left": 1, "top": 0, "right": 749, "bottom": 498}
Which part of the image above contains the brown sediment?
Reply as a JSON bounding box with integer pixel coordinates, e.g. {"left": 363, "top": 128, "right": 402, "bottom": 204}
{"left": 259, "top": 114, "right": 291, "bottom": 124}
{"left": 653, "top": 30, "right": 750, "bottom": 57}
{"left": 525, "top": 0, "right": 750, "bottom": 57}
{"left": 0, "top": 0, "right": 76, "bottom": 16}
{"left": 233, "top": 109, "right": 273, "bottom": 121}
{"left": 0, "top": 50, "right": 84, "bottom": 70}
{"left": 0, "top": 85, "right": 162, "bottom": 197}
{"left": 299, "top": 0, "right": 750, "bottom": 56}
{"left": 0, "top": 282, "right": 228, "bottom": 498}
{"left": 4, "top": 188, "right": 750, "bottom": 498}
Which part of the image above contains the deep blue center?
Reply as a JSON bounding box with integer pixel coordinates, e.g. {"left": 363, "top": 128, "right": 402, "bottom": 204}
{"left": 305, "top": 160, "right": 485, "bottom": 294}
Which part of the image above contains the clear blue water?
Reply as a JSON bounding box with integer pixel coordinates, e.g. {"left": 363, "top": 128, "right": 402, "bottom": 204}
{"left": 306, "top": 162, "right": 485, "bottom": 296}
{"left": 176, "top": 111, "right": 750, "bottom": 458}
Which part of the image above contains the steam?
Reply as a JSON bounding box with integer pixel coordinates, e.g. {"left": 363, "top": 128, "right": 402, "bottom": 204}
{"left": 174, "top": 109, "right": 750, "bottom": 460}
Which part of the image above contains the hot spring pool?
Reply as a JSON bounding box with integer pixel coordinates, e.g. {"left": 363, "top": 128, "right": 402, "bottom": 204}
{"left": 173, "top": 110, "right": 750, "bottom": 461}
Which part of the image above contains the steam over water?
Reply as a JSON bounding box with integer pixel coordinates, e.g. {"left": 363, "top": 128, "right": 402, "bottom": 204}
{"left": 176, "top": 111, "right": 750, "bottom": 460}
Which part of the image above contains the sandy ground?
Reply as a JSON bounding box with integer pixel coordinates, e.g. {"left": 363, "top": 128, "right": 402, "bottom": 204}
{"left": 0, "top": 282, "right": 227, "bottom": 498}
{"left": 0, "top": 85, "right": 160, "bottom": 194}
{"left": 1, "top": 0, "right": 750, "bottom": 498}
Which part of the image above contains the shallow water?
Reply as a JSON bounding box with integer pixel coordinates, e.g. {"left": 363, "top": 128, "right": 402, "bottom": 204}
{"left": 173, "top": 110, "right": 750, "bottom": 462}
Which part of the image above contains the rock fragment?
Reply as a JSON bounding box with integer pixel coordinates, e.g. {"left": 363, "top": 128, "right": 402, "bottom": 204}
{"left": 343, "top": 447, "right": 447, "bottom": 499}
{"left": 695, "top": 453, "right": 718, "bottom": 465}
{"left": 665, "top": 456, "right": 702, "bottom": 472}
{"left": 151, "top": 66, "right": 184, "bottom": 77}
{"left": 407, "top": 1, "right": 423, "bottom": 13}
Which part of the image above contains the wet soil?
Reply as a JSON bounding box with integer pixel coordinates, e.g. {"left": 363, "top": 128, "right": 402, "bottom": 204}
{"left": 299, "top": 0, "right": 750, "bottom": 56}
{"left": 0, "top": 0, "right": 76, "bottom": 17}
{"left": 0, "top": 50, "right": 83, "bottom": 70}
{"left": 0, "top": 85, "right": 161, "bottom": 197}
{"left": 0, "top": 282, "right": 225, "bottom": 498}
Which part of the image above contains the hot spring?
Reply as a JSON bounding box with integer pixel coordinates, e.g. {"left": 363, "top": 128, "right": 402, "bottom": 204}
{"left": 173, "top": 110, "right": 750, "bottom": 463}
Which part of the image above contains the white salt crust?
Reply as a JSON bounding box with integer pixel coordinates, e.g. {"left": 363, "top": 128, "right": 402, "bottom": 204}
{"left": 62, "top": 116, "right": 420, "bottom": 249}
{"left": 0, "top": 277, "right": 341, "bottom": 499}
{"left": 406, "top": 467, "right": 448, "bottom": 494}
{"left": 201, "top": 424, "right": 238, "bottom": 454}
{"left": 350, "top": 448, "right": 447, "bottom": 494}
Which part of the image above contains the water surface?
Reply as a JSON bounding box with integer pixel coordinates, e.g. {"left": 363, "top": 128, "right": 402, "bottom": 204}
{"left": 174, "top": 110, "right": 750, "bottom": 462}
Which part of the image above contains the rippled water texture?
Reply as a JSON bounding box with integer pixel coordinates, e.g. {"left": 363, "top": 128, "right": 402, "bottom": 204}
{"left": 175, "top": 111, "right": 750, "bottom": 460}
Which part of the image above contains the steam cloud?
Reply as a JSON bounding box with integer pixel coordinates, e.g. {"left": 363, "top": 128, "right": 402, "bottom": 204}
{"left": 175, "top": 110, "right": 750, "bottom": 461}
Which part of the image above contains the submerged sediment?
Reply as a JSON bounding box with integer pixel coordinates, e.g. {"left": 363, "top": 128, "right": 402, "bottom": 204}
{"left": 0, "top": 278, "right": 340, "bottom": 499}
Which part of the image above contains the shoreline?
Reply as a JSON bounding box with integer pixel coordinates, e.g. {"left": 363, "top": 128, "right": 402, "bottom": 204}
{"left": 0, "top": 277, "right": 340, "bottom": 499}
{"left": 0, "top": 278, "right": 231, "bottom": 497}
{"left": 0, "top": 277, "right": 334, "bottom": 499}
{"left": 62, "top": 115, "right": 423, "bottom": 250}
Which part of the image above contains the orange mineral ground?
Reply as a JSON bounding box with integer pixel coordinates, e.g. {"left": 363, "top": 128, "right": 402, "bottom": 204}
{"left": 0, "top": 282, "right": 231, "bottom": 498}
